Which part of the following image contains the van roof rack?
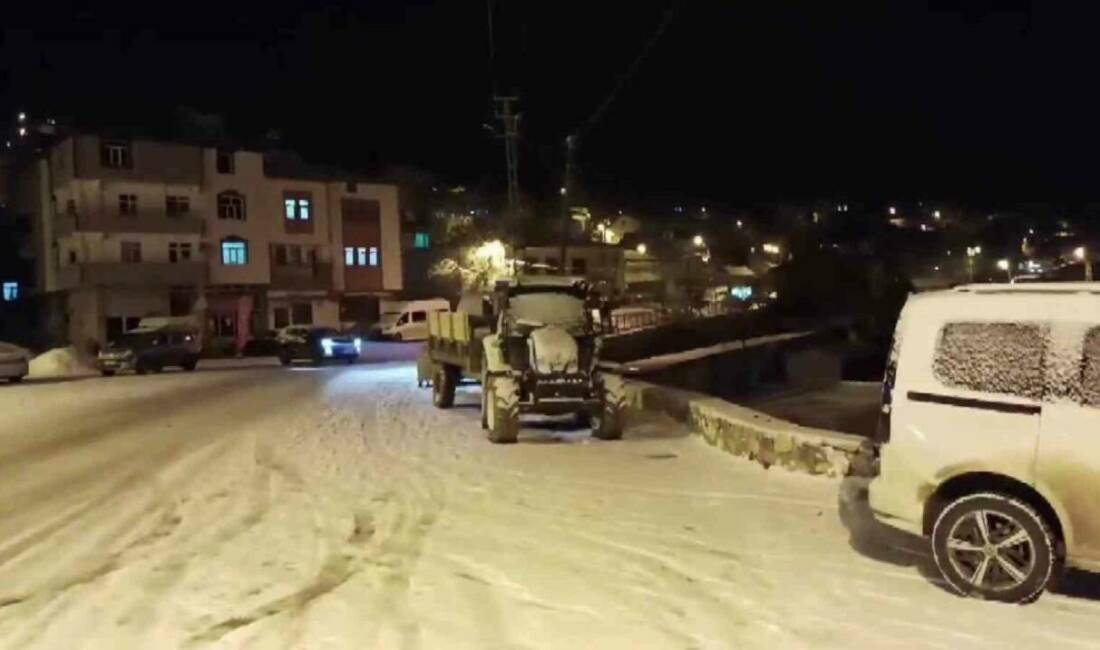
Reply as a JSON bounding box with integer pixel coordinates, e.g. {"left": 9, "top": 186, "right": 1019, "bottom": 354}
{"left": 953, "top": 282, "right": 1100, "bottom": 295}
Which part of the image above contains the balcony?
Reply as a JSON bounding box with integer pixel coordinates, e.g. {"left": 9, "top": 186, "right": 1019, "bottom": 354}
{"left": 55, "top": 212, "right": 205, "bottom": 236}
{"left": 270, "top": 263, "right": 333, "bottom": 291}
{"left": 57, "top": 261, "right": 207, "bottom": 290}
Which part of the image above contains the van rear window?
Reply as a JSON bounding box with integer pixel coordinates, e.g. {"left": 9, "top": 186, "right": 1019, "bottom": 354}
{"left": 933, "top": 322, "right": 1046, "bottom": 400}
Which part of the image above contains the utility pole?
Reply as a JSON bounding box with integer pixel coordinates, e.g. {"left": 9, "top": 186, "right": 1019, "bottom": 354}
{"left": 558, "top": 134, "right": 576, "bottom": 276}
{"left": 493, "top": 95, "right": 521, "bottom": 266}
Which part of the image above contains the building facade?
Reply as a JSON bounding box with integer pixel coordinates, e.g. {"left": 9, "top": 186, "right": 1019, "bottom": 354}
{"left": 16, "top": 133, "right": 402, "bottom": 352}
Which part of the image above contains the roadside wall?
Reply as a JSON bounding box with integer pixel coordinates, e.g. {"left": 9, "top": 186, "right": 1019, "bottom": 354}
{"left": 626, "top": 380, "right": 871, "bottom": 478}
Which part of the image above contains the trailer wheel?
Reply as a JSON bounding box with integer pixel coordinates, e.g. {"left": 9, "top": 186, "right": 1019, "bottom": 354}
{"left": 432, "top": 365, "right": 457, "bottom": 408}
{"left": 592, "top": 373, "right": 626, "bottom": 440}
{"left": 486, "top": 376, "right": 519, "bottom": 444}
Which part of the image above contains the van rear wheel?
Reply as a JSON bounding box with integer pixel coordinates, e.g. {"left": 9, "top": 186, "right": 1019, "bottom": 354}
{"left": 932, "top": 492, "right": 1057, "bottom": 603}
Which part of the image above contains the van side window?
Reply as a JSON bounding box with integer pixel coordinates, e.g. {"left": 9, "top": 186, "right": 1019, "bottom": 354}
{"left": 412, "top": 311, "right": 427, "bottom": 323}
{"left": 932, "top": 322, "right": 1046, "bottom": 400}
{"left": 1081, "top": 327, "right": 1100, "bottom": 407}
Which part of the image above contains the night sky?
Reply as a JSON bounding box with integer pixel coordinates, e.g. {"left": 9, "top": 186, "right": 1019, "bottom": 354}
{"left": 1, "top": 1, "right": 1093, "bottom": 206}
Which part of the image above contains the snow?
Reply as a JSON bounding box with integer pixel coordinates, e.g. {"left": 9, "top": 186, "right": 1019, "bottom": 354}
{"left": 27, "top": 347, "right": 94, "bottom": 379}
{"left": 1, "top": 360, "right": 1100, "bottom": 648}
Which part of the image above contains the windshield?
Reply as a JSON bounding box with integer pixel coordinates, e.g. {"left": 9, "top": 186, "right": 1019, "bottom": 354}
{"left": 506, "top": 293, "right": 587, "bottom": 331}
{"left": 108, "top": 333, "right": 156, "bottom": 349}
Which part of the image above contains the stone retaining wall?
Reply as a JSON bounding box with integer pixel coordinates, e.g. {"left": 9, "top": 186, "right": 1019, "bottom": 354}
{"left": 626, "top": 381, "right": 871, "bottom": 478}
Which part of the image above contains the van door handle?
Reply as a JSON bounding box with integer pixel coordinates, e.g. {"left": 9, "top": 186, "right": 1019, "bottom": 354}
{"left": 907, "top": 391, "right": 1041, "bottom": 415}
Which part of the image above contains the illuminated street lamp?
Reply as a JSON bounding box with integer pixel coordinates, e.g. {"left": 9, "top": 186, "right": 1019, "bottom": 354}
{"left": 933, "top": 210, "right": 942, "bottom": 220}
{"left": 692, "top": 234, "right": 704, "bottom": 247}
{"left": 997, "top": 258, "right": 1013, "bottom": 281}
{"left": 762, "top": 242, "right": 781, "bottom": 255}
{"left": 888, "top": 206, "right": 897, "bottom": 216}
{"left": 17, "top": 112, "right": 26, "bottom": 122}
{"left": 1075, "top": 246, "right": 1093, "bottom": 281}
{"left": 736, "top": 220, "right": 743, "bottom": 228}
{"left": 636, "top": 243, "right": 647, "bottom": 255}
{"left": 966, "top": 245, "right": 982, "bottom": 282}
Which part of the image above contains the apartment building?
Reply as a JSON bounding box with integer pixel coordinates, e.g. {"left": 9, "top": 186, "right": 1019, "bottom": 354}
{"left": 16, "top": 133, "right": 402, "bottom": 351}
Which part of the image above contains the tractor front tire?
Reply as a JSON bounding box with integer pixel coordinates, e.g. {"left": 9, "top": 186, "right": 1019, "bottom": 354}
{"left": 485, "top": 376, "right": 519, "bottom": 444}
{"left": 432, "top": 365, "right": 458, "bottom": 408}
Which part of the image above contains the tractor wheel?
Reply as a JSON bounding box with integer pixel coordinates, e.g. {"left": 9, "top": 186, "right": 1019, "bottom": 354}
{"left": 432, "top": 365, "right": 457, "bottom": 408}
{"left": 485, "top": 376, "right": 519, "bottom": 444}
{"left": 592, "top": 373, "right": 626, "bottom": 440}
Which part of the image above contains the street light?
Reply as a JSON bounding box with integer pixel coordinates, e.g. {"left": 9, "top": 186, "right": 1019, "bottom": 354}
{"left": 692, "top": 234, "right": 704, "bottom": 247}
{"left": 559, "top": 186, "right": 567, "bottom": 195}
{"left": 1075, "top": 246, "right": 1093, "bottom": 281}
{"left": 888, "top": 206, "right": 897, "bottom": 215}
{"left": 736, "top": 220, "right": 743, "bottom": 228}
{"left": 966, "top": 245, "right": 982, "bottom": 282}
{"left": 997, "top": 258, "right": 1013, "bottom": 281}
{"left": 636, "top": 243, "right": 647, "bottom": 255}
{"left": 762, "top": 242, "right": 780, "bottom": 255}
{"left": 933, "top": 210, "right": 941, "bottom": 220}
{"left": 17, "top": 112, "right": 25, "bottom": 123}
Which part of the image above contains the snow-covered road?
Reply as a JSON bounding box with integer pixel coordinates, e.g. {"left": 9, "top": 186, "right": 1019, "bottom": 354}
{"left": 1, "top": 346, "right": 1099, "bottom": 649}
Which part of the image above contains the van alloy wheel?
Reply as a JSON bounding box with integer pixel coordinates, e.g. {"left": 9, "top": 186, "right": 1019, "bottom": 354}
{"left": 945, "top": 510, "right": 1036, "bottom": 592}
{"left": 932, "top": 493, "right": 1056, "bottom": 603}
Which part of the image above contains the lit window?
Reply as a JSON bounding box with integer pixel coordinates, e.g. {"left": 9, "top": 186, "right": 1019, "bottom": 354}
{"left": 2, "top": 282, "right": 18, "bottom": 301}
{"left": 357, "top": 246, "right": 367, "bottom": 266}
{"left": 369, "top": 246, "right": 379, "bottom": 267}
{"left": 298, "top": 198, "right": 310, "bottom": 220}
{"left": 221, "top": 239, "right": 248, "bottom": 265}
{"left": 344, "top": 246, "right": 355, "bottom": 266}
{"left": 284, "top": 198, "right": 297, "bottom": 220}
{"left": 101, "top": 141, "right": 131, "bottom": 168}
{"left": 414, "top": 232, "right": 430, "bottom": 249}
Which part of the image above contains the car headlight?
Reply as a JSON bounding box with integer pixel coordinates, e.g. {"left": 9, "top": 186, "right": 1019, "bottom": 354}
{"left": 321, "top": 338, "right": 334, "bottom": 356}
{"left": 353, "top": 337, "right": 362, "bottom": 352}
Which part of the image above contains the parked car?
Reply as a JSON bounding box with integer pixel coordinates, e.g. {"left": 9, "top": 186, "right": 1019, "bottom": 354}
{"left": 0, "top": 342, "right": 31, "bottom": 383}
{"left": 278, "top": 326, "right": 361, "bottom": 365}
{"left": 96, "top": 326, "right": 201, "bottom": 376}
{"left": 374, "top": 299, "right": 450, "bottom": 341}
{"left": 870, "top": 282, "right": 1100, "bottom": 603}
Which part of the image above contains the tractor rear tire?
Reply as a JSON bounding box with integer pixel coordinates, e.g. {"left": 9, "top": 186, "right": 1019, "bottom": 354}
{"left": 432, "top": 365, "right": 457, "bottom": 408}
{"left": 486, "top": 377, "right": 519, "bottom": 444}
{"left": 592, "top": 373, "right": 626, "bottom": 440}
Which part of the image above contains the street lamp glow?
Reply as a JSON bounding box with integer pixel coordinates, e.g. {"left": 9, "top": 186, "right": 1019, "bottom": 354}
{"left": 997, "top": 259, "right": 1010, "bottom": 271}
{"left": 1074, "top": 246, "right": 1087, "bottom": 260}
{"left": 736, "top": 220, "right": 743, "bottom": 228}
{"left": 596, "top": 222, "right": 606, "bottom": 232}
{"left": 888, "top": 206, "right": 897, "bottom": 215}
{"left": 636, "top": 243, "right": 647, "bottom": 255}
{"left": 17, "top": 127, "right": 26, "bottom": 137}
{"left": 692, "top": 234, "right": 704, "bottom": 247}
{"left": 762, "top": 242, "right": 780, "bottom": 255}
{"left": 933, "top": 210, "right": 941, "bottom": 219}
{"left": 17, "top": 112, "right": 25, "bottom": 122}
{"left": 559, "top": 186, "right": 567, "bottom": 195}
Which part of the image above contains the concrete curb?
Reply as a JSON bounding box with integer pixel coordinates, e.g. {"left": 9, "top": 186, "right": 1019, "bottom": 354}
{"left": 626, "top": 380, "right": 870, "bottom": 478}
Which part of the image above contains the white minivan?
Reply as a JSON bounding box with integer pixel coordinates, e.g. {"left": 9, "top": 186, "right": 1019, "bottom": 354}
{"left": 377, "top": 299, "right": 450, "bottom": 341}
{"left": 870, "top": 282, "right": 1100, "bottom": 603}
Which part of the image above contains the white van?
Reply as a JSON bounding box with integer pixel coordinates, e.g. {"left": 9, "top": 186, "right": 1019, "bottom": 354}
{"left": 377, "top": 299, "right": 450, "bottom": 341}
{"left": 870, "top": 282, "right": 1100, "bottom": 603}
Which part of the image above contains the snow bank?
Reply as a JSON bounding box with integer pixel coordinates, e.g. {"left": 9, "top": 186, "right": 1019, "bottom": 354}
{"left": 626, "top": 380, "right": 870, "bottom": 477}
{"left": 27, "top": 347, "right": 94, "bottom": 379}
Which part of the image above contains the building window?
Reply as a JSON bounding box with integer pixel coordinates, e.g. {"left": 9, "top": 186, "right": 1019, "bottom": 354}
{"left": 68, "top": 249, "right": 77, "bottom": 264}
{"left": 414, "top": 232, "right": 431, "bottom": 249}
{"left": 166, "top": 195, "right": 190, "bottom": 217}
{"left": 217, "top": 191, "right": 246, "bottom": 220}
{"left": 101, "top": 140, "right": 131, "bottom": 168}
{"left": 346, "top": 181, "right": 357, "bottom": 193}
{"left": 369, "top": 246, "right": 379, "bottom": 267}
{"left": 273, "top": 307, "right": 290, "bottom": 329}
{"left": 357, "top": 246, "right": 368, "bottom": 266}
{"left": 1, "top": 282, "right": 17, "bottom": 301}
{"left": 284, "top": 192, "right": 313, "bottom": 232}
{"left": 121, "top": 241, "right": 142, "bottom": 264}
{"left": 168, "top": 242, "right": 192, "bottom": 263}
{"left": 570, "top": 258, "right": 587, "bottom": 275}
{"left": 216, "top": 150, "right": 235, "bottom": 174}
{"left": 287, "top": 244, "right": 302, "bottom": 266}
{"left": 221, "top": 238, "right": 248, "bottom": 266}
{"left": 210, "top": 313, "right": 237, "bottom": 337}
{"left": 119, "top": 194, "right": 138, "bottom": 216}
{"left": 344, "top": 246, "right": 355, "bottom": 266}
{"left": 291, "top": 302, "right": 313, "bottom": 325}
{"left": 933, "top": 322, "right": 1046, "bottom": 400}
{"left": 273, "top": 244, "right": 288, "bottom": 266}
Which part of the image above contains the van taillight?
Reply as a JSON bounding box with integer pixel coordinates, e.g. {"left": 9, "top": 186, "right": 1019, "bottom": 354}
{"left": 875, "top": 363, "right": 895, "bottom": 444}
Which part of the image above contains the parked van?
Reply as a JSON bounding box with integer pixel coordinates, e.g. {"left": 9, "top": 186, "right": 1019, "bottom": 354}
{"left": 376, "top": 299, "right": 450, "bottom": 341}
{"left": 870, "top": 283, "right": 1100, "bottom": 603}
